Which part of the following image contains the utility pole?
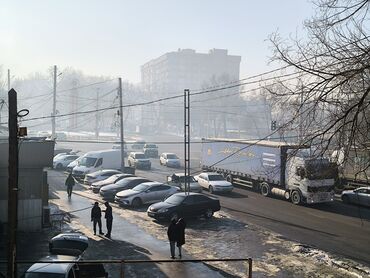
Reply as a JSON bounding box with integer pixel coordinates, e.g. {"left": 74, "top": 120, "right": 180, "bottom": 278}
{"left": 184, "top": 89, "right": 190, "bottom": 194}
{"left": 7, "top": 89, "right": 18, "bottom": 278}
{"left": 118, "top": 78, "right": 125, "bottom": 171}
{"left": 7, "top": 69, "right": 11, "bottom": 91}
{"left": 95, "top": 88, "right": 100, "bottom": 138}
{"left": 52, "top": 65, "right": 57, "bottom": 139}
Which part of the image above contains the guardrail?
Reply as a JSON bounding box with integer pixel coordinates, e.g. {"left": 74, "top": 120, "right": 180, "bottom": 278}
{"left": 1, "top": 258, "right": 253, "bottom": 278}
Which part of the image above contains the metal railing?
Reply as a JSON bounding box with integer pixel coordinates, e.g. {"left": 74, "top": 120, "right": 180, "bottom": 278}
{"left": 1, "top": 258, "right": 253, "bottom": 278}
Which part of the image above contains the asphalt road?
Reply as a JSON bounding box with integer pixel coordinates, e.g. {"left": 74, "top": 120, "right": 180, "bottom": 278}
{"left": 57, "top": 133, "right": 370, "bottom": 266}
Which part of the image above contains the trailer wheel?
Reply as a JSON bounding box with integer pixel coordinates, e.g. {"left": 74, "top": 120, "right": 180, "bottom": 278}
{"left": 291, "top": 190, "right": 301, "bottom": 205}
{"left": 260, "top": 183, "right": 270, "bottom": 197}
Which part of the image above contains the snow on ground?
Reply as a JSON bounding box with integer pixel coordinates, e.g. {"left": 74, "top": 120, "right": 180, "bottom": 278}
{"left": 115, "top": 205, "right": 370, "bottom": 278}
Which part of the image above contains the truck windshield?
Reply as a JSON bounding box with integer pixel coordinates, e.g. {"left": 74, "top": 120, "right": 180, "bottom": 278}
{"left": 79, "top": 157, "right": 97, "bottom": 167}
{"left": 305, "top": 159, "right": 338, "bottom": 180}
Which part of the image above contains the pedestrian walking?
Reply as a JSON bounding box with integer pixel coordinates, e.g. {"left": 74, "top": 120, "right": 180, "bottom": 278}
{"left": 91, "top": 202, "right": 104, "bottom": 236}
{"left": 167, "top": 218, "right": 177, "bottom": 259}
{"left": 65, "top": 173, "right": 75, "bottom": 198}
{"left": 175, "top": 218, "right": 186, "bottom": 259}
{"left": 103, "top": 201, "right": 113, "bottom": 238}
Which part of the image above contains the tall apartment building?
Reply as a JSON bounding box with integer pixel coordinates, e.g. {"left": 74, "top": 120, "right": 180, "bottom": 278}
{"left": 141, "top": 48, "right": 241, "bottom": 96}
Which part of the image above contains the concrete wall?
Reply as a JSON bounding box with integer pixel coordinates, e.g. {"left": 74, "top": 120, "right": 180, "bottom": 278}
{"left": 0, "top": 140, "right": 54, "bottom": 231}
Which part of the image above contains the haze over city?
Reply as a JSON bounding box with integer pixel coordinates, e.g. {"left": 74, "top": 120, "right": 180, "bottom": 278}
{"left": 0, "top": 1, "right": 369, "bottom": 278}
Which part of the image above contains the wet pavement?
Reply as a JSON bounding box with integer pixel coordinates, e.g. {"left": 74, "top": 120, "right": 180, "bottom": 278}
{"left": 51, "top": 190, "right": 227, "bottom": 277}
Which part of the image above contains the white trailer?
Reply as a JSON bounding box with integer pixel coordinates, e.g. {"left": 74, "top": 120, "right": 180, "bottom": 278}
{"left": 201, "top": 139, "right": 336, "bottom": 205}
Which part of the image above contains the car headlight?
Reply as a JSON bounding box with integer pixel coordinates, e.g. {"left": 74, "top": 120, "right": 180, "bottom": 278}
{"left": 158, "top": 208, "right": 168, "bottom": 213}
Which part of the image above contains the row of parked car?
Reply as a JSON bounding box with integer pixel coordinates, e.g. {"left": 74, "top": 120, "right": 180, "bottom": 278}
{"left": 52, "top": 146, "right": 182, "bottom": 178}
{"left": 83, "top": 169, "right": 229, "bottom": 221}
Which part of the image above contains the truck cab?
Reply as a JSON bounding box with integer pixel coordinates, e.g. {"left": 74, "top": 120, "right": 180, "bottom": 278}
{"left": 286, "top": 156, "right": 336, "bottom": 204}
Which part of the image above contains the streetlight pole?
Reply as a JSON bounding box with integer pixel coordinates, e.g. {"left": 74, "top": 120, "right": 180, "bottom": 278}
{"left": 118, "top": 78, "right": 125, "bottom": 171}
{"left": 52, "top": 65, "right": 57, "bottom": 139}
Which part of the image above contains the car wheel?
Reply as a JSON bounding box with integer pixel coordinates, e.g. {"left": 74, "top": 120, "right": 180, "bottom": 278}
{"left": 209, "top": 186, "right": 214, "bottom": 194}
{"left": 291, "top": 190, "right": 301, "bottom": 205}
{"left": 56, "top": 163, "right": 63, "bottom": 170}
{"left": 342, "top": 195, "right": 350, "bottom": 204}
{"left": 260, "top": 183, "right": 270, "bottom": 197}
{"left": 128, "top": 161, "right": 131, "bottom": 167}
{"left": 170, "top": 212, "right": 178, "bottom": 221}
{"left": 204, "top": 208, "right": 213, "bottom": 219}
{"left": 132, "top": 198, "right": 142, "bottom": 208}
{"left": 159, "top": 160, "right": 162, "bottom": 165}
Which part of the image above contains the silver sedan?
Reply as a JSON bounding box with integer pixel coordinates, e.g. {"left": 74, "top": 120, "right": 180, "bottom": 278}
{"left": 115, "top": 182, "right": 179, "bottom": 207}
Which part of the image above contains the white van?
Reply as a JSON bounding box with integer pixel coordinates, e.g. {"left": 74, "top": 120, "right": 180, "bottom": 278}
{"left": 72, "top": 149, "right": 122, "bottom": 179}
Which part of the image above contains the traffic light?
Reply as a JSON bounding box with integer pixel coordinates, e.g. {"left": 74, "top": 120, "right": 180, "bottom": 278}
{"left": 271, "top": 120, "right": 277, "bottom": 131}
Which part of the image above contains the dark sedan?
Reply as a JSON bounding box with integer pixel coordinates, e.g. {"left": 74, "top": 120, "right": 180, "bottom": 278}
{"left": 147, "top": 192, "right": 220, "bottom": 221}
{"left": 99, "top": 177, "right": 151, "bottom": 200}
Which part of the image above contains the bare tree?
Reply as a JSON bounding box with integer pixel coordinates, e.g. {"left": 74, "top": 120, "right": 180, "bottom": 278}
{"left": 267, "top": 0, "right": 370, "bottom": 172}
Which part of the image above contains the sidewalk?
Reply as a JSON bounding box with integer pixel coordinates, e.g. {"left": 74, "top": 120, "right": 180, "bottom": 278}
{"left": 52, "top": 190, "right": 228, "bottom": 278}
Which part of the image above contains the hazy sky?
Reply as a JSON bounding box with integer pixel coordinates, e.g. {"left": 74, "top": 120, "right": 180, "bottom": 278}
{"left": 1, "top": 0, "right": 314, "bottom": 83}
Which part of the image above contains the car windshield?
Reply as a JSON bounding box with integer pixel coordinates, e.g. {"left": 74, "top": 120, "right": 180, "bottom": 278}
{"left": 208, "top": 174, "right": 224, "bottom": 181}
{"left": 165, "top": 194, "right": 186, "bottom": 205}
{"left": 178, "top": 176, "right": 196, "bottom": 183}
{"left": 116, "top": 179, "right": 131, "bottom": 186}
{"left": 79, "top": 157, "right": 97, "bottom": 167}
{"left": 167, "top": 154, "right": 178, "bottom": 159}
{"left": 105, "top": 175, "right": 120, "bottom": 183}
{"left": 132, "top": 184, "right": 150, "bottom": 191}
{"left": 135, "top": 153, "right": 146, "bottom": 159}
{"left": 146, "top": 144, "right": 157, "bottom": 148}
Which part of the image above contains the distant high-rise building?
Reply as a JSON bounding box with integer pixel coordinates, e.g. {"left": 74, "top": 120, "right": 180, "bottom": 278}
{"left": 141, "top": 48, "right": 241, "bottom": 96}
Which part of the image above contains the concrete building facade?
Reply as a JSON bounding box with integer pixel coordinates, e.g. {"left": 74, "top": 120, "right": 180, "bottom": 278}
{"left": 140, "top": 49, "right": 241, "bottom": 134}
{"left": 141, "top": 48, "right": 241, "bottom": 96}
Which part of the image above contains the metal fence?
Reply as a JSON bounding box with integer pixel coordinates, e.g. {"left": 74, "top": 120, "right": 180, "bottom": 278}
{"left": 1, "top": 258, "right": 253, "bottom": 278}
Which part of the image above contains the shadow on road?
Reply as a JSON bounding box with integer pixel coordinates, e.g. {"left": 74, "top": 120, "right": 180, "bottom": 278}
{"left": 307, "top": 201, "right": 370, "bottom": 222}
{"left": 222, "top": 205, "right": 339, "bottom": 237}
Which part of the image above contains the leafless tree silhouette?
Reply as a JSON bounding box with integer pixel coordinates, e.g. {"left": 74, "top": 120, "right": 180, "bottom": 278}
{"left": 266, "top": 0, "right": 369, "bottom": 179}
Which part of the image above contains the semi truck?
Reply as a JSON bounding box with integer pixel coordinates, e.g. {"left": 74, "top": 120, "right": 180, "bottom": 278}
{"left": 201, "top": 138, "right": 337, "bottom": 205}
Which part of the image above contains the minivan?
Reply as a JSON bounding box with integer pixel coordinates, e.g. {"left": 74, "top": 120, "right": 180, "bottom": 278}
{"left": 72, "top": 149, "right": 122, "bottom": 179}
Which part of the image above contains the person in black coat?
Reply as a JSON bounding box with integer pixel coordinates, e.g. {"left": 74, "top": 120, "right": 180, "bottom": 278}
{"left": 65, "top": 173, "right": 75, "bottom": 198}
{"left": 167, "top": 218, "right": 177, "bottom": 259}
{"left": 103, "top": 202, "right": 113, "bottom": 238}
{"left": 175, "top": 218, "right": 186, "bottom": 258}
{"left": 91, "top": 202, "right": 104, "bottom": 235}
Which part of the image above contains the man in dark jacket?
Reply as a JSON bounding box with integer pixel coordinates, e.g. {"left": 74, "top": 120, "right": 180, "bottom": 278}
{"left": 103, "top": 202, "right": 113, "bottom": 238}
{"left": 91, "top": 202, "right": 104, "bottom": 235}
{"left": 167, "top": 218, "right": 177, "bottom": 259}
{"left": 175, "top": 218, "right": 186, "bottom": 259}
{"left": 65, "top": 173, "right": 75, "bottom": 198}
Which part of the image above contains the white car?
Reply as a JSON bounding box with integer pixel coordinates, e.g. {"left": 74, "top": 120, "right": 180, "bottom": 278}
{"left": 128, "top": 152, "right": 151, "bottom": 170}
{"left": 115, "top": 182, "right": 179, "bottom": 207}
{"left": 84, "top": 169, "right": 123, "bottom": 186}
{"left": 53, "top": 155, "right": 80, "bottom": 170}
{"left": 159, "top": 153, "right": 181, "bottom": 168}
{"left": 66, "top": 156, "right": 82, "bottom": 173}
{"left": 195, "top": 172, "right": 233, "bottom": 193}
